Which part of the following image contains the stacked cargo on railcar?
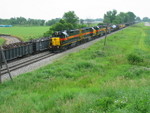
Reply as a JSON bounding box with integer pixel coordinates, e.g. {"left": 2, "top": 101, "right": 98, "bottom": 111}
{"left": 2, "top": 42, "right": 33, "bottom": 61}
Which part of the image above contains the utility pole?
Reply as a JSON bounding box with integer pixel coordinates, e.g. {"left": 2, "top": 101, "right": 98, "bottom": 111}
{"left": 104, "top": 24, "right": 108, "bottom": 46}
{"left": 0, "top": 47, "right": 2, "bottom": 83}
{"left": 0, "top": 46, "right": 13, "bottom": 83}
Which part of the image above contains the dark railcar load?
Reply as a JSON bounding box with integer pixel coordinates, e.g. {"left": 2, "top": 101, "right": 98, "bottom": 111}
{"left": 2, "top": 42, "right": 33, "bottom": 61}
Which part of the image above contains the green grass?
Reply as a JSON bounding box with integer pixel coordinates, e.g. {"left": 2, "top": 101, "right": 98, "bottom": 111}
{"left": 0, "top": 38, "right": 5, "bottom": 45}
{"left": 0, "top": 23, "right": 150, "bottom": 113}
{"left": 0, "top": 26, "right": 50, "bottom": 41}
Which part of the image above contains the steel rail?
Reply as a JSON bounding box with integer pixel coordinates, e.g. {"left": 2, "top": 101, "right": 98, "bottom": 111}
{"left": 1, "top": 53, "right": 56, "bottom": 75}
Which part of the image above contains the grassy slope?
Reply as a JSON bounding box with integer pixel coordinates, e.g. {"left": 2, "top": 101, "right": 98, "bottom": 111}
{"left": 0, "top": 26, "right": 49, "bottom": 41}
{"left": 0, "top": 24, "right": 150, "bottom": 113}
{"left": 0, "top": 38, "right": 5, "bottom": 45}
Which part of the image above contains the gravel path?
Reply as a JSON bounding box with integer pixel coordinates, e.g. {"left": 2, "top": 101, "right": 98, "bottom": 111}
{"left": 144, "top": 22, "right": 150, "bottom": 26}
{"left": 1, "top": 29, "right": 125, "bottom": 82}
{"left": 0, "top": 35, "right": 21, "bottom": 44}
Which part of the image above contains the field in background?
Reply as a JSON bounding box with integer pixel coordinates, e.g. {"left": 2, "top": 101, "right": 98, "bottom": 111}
{"left": 0, "top": 23, "right": 150, "bottom": 113}
{"left": 0, "top": 26, "right": 50, "bottom": 41}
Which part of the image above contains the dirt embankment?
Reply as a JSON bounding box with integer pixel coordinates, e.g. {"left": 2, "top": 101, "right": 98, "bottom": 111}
{"left": 0, "top": 35, "right": 21, "bottom": 45}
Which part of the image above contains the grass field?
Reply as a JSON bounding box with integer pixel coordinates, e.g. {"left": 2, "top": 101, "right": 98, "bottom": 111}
{"left": 0, "top": 26, "right": 50, "bottom": 41}
{"left": 0, "top": 38, "right": 5, "bottom": 45}
{"left": 0, "top": 23, "right": 150, "bottom": 113}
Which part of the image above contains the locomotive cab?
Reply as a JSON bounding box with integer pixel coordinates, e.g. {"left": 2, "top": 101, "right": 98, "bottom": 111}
{"left": 94, "top": 26, "right": 101, "bottom": 36}
{"left": 91, "top": 27, "right": 97, "bottom": 36}
{"left": 50, "top": 31, "right": 68, "bottom": 51}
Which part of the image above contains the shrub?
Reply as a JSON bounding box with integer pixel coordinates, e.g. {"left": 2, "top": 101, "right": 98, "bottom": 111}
{"left": 124, "top": 67, "right": 144, "bottom": 78}
{"left": 127, "top": 53, "right": 143, "bottom": 65}
{"left": 95, "top": 97, "right": 114, "bottom": 112}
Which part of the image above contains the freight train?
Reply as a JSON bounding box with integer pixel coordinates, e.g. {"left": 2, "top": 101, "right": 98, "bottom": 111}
{"left": 50, "top": 24, "right": 126, "bottom": 51}
{"left": 0, "top": 23, "right": 133, "bottom": 62}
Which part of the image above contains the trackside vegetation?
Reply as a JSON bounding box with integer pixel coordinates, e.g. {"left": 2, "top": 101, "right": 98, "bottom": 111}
{"left": 0, "top": 23, "right": 150, "bottom": 113}
{"left": 0, "top": 38, "right": 5, "bottom": 45}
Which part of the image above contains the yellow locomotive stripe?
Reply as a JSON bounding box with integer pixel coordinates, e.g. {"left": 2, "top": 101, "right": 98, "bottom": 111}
{"left": 97, "top": 28, "right": 106, "bottom": 32}
{"left": 62, "top": 39, "right": 82, "bottom": 46}
{"left": 62, "top": 35, "right": 93, "bottom": 46}
{"left": 60, "top": 31, "right": 94, "bottom": 41}
{"left": 52, "top": 28, "right": 107, "bottom": 46}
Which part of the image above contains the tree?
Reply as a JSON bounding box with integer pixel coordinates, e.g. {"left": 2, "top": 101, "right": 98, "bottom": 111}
{"left": 43, "top": 11, "right": 80, "bottom": 36}
{"left": 80, "top": 19, "right": 84, "bottom": 25}
{"left": 59, "top": 19, "right": 66, "bottom": 24}
{"left": 136, "top": 17, "right": 141, "bottom": 22}
{"left": 0, "top": 17, "right": 47, "bottom": 26}
{"left": 114, "top": 12, "right": 130, "bottom": 24}
{"left": 117, "top": 12, "right": 127, "bottom": 23}
{"left": 16, "top": 17, "right": 27, "bottom": 25}
{"left": 51, "top": 23, "right": 65, "bottom": 31}
{"left": 45, "top": 18, "right": 60, "bottom": 26}
{"left": 63, "top": 11, "right": 79, "bottom": 27}
{"left": 103, "top": 9, "right": 117, "bottom": 24}
{"left": 127, "top": 12, "right": 136, "bottom": 22}
{"left": 103, "top": 10, "right": 137, "bottom": 24}
{"left": 143, "top": 17, "right": 150, "bottom": 22}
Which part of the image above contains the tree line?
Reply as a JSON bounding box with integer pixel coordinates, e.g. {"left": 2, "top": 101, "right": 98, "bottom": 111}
{"left": 103, "top": 10, "right": 139, "bottom": 24}
{"left": 0, "top": 17, "right": 61, "bottom": 26}
{"left": 0, "top": 17, "right": 102, "bottom": 26}
{"left": 44, "top": 10, "right": 139, "bottom": 37}
{"left": 142, "top": 17, "right": 150, "bottom": 22}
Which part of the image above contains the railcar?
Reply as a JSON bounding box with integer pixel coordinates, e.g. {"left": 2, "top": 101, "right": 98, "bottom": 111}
{"left": 32, "top": 37, "right": 50, "bottom": 52}
{"left": 118, "top": 24, "right": 126, "bottom": 29}
{"left": 80, "top": 27, "right": 97, "bottom": 41}
{"left": 50, "top": 30, "right": 79, "bottom": 51}
{"left": 0, "top": 37, "right": 51, "bottom": 62}
{"left": 1, "top": 42, "right": 33, "bottom": 62}
{"left": 94, "top": 25, "right": 106, "bottom": 36}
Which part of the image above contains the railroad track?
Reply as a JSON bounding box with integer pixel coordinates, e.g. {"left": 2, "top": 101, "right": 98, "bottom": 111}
{"left": 0, "top": 27, "right": 127, "bottom": 77}
{"left": 1, "top": 53, "right": 56, "bottom": 75}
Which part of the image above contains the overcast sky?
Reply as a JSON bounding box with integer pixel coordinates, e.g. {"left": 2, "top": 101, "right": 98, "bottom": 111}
{"left": 0, "top": 0, "right": 149, "bottom": 20}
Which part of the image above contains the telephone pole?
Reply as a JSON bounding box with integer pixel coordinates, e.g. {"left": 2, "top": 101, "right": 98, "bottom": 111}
{"left": 0, "top": 46, "right": 13, "bottom": 83}
{"left": 104, "top": 25, "right": 108, "bottom": 46}
{"left": 0, "top": 47, "right": 2, "bottom": 83}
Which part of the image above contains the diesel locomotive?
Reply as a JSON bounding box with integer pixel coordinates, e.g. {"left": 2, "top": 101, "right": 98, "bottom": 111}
{"left": 50, "top": 24, "right": 126, "bottom": 52}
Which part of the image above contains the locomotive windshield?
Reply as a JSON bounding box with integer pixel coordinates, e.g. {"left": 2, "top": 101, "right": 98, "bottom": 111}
{"left": 52, "top": 31, "right": 69, "bottom": 38}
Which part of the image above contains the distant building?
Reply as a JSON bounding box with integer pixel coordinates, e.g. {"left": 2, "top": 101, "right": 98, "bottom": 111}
{"left": 0, "top": 25, "right": 12, "bottom": 27}
{"left": 83, "top": 20, "right": 103, "bottom": 24}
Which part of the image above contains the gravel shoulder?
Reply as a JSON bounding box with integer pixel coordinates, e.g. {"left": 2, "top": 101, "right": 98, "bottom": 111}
{"left": 0, "top": 35, "right": 21, "bottom": 45}
{"left": 1, "top": 29, "right": 125, "bottom": 82}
